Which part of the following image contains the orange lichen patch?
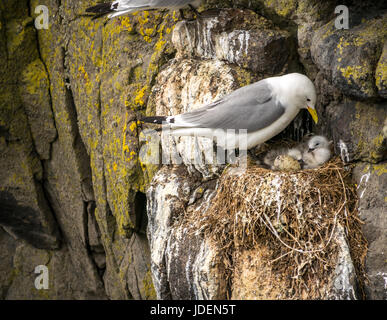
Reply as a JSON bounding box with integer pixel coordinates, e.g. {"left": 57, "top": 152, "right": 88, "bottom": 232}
{"left": 134, "top": 86, "right": 148, "bottom": 106}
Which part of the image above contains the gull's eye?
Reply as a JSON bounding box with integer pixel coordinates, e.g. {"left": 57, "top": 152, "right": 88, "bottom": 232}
{"left": 307, "top": 98, "right": 311, "bottom": 102}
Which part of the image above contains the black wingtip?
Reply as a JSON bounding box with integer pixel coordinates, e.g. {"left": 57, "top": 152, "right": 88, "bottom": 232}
{"left": 141, "top": 116, "right": 170, "bottom": 125}
{"left": 86, "top": 2, "right": 113, "bottom": 14}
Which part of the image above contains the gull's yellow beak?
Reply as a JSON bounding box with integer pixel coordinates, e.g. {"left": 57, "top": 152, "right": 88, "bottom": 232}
{"left": 307, "top": 107, "right": 318, "bottom": 124}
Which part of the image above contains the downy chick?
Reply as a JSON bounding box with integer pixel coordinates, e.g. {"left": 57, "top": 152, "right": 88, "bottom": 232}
{"left": 263, "top": 147, "right": 303, "bottom": 170}
{"left": 302, "top": 135, "right": 332, "bottom": 169}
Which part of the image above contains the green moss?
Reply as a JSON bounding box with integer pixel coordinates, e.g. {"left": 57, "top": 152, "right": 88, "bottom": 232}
{"left": 375, "top": 60, "right": 387, "bottom": 90}
{"left": 142, "top": 268, "right": 157, "bottom": 299}
{"left": 6, "top": 17, "right": 33, "bottom": 55}
{"left": 375, "top": 45, "right": 387, "bottom": 92}
{"left": 21, "top": 59, "right": 49, "bottom": 95}
{"left": 371, "top": 163, "right": 387, "bottom": 176}
{"left": 97, "top": 10, "right": 178, "bottom": 237}
{"left": 351, "top": 102, "right": 386, "bottom": 163}
{"left": 319, "top": 20, "right": 336, "bottom": 41}
{"left": 233, "top": 66, "right": 253, "bottom": 87}
{"left": 339, "top": 65, "right": 365, "bottom": 85}
{"left": 266, "top": 0, "right": 297, "bottom": 18}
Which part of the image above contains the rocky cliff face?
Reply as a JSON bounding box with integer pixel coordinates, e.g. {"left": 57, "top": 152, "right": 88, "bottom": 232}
{"left": 0, "top": 0, "right": 386, "bottom": 300}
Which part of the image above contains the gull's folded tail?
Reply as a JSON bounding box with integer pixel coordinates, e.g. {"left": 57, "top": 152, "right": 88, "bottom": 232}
{"left": 141, "top": 116, "right": 174, "bottom": 124}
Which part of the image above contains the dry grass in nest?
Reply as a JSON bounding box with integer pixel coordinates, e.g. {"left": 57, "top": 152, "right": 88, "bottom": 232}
{"left": 181, "top": 157, "right": 368, "bottom": 299}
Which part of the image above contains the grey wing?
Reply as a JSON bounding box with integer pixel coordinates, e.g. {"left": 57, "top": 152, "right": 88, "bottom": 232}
{"left": 175, "top": 81, "right": 285, "bottom": 132}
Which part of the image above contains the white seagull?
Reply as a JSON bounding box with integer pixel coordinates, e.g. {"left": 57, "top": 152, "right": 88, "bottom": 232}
{"left": 142, "top": 73, "right": 318, "bottom": 150}
{"left": 86, "top": 0, "right": 202, "bottom": 19}
{"left": 302, "top": 135, "right": 332, "bottom": 169}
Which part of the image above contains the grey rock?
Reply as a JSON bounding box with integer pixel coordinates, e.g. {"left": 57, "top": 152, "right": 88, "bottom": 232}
{"left": 0, "top": 228, "right": 17, "bottom": 299}
{"left": 19, "top": 59, "right": 57, "bottom": 160}
{"left": 165, "top": 225, "right": 227, "bottom": 300}
{"left": 146, "top": 165, "right": 225, "bottom": 299}
{"left": 0, "top": 190, "right": 61, "bottom": 250}
{"left": 325, "top": 99, "right": 387, "bottom": 164}
{"left": 311, "top": 14, "right": 387, "bottom": 99}
{"left": 124, "top": 233, "right": 155, "bottom": 299}
{"left": 376, "top": 41, "right": 387, "bottom": 99}
{"left": 5, "top": 241, "right": 107, "bottom": 300}
{"left": 328, "top": 225, "right": 358, "bottom": 300}
{"left": 173, "top": 9, "right": 291, "bottom": 75}
{"left": 353, "top": 162, "right": 387, "bottom": 300}
{"left": 146, "top": 166, "right": 194, "bottom": 299}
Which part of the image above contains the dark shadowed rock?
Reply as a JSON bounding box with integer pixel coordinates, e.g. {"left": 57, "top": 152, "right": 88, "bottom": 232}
{"left": 311, "top": 13, "right": 387, "bottom": 99}
{"left": 0, "top": 191, "right": 61, "bottom": 250}
{"left": 0, "top": 228, "right": 17, "bottom": 299}
{"left": 326, "top": 100, "right": 387, "bottom": 163}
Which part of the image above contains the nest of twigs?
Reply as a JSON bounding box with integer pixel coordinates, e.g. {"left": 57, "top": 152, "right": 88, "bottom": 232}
{"left": 181, "top": 157, "right": 368, "bottom": 299}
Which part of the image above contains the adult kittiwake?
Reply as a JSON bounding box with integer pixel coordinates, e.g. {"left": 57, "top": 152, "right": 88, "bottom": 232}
{"left": 86, "top": 0, "right": 201, "bottom": 19}
{"left": 142, "top": 73, "right": 318, "bottom": 150}
{"left": 302, "top": 135, "right": 332, "bottom": 169}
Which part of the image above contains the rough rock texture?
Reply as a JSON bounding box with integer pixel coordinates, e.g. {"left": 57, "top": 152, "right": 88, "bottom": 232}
{"left": 0, "top": 0, "right": 386, "bottom": 300}
{"left": 376, "top": 41, "right": 387, "bottom": 99}
{"left": 326, "top": 99, "right": 386, "bottom": 164}
{"left": 0, "top": 0, "right": 170, "bottom": 299}
{"left": 311, "top": 12, "right": 387, "bottom": 99}
{"left": 353, "top": 163, "right": 387, "bottom": 300}
{"left": 173, "top": 9, "right": 292, "bottom": 74}
{"left": 0, "top": 0, "right": 60, "bottom": 251}
{"left": 0, "top": 228, "right": 17, "bottom": 299}
{"left": 147, "top": 166, "right": 225, "bottom": 299}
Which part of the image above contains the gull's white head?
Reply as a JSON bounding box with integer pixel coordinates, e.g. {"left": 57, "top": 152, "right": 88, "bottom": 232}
{"left": 307, "top": 135, "right": 331, "bottom": 152}
{"left": 275, "top": 73, "right": 318, "bottom": 124}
